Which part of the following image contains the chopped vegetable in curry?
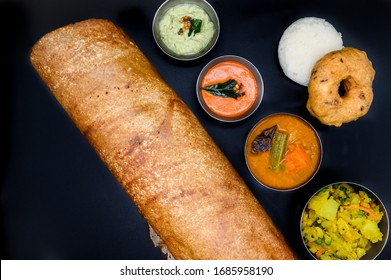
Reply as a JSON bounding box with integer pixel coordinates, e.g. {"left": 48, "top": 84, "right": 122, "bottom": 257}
{"left": 302, "top": 183, "right": 384, "bottom": 260}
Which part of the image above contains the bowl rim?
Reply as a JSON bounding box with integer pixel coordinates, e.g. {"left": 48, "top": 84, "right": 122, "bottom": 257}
{"left": 300, "top": 181, "right": 390, "bottom": 260}
{"left": 244, "top": 112, "right": 323, "bottom": 191}
{"left": 152, "top": 0, "right": 220, "bottom": 61}
{"left": 196, "top": 54, "right": 264, "bottom": 122}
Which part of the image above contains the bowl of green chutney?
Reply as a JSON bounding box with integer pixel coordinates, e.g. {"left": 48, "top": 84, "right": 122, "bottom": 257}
{"left": 152, "top": 0, "right": 220, "bottom": 61}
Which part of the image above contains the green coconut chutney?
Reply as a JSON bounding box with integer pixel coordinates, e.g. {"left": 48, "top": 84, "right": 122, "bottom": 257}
{"left": 159, "top": 3, "right": 215, "bottom": 56}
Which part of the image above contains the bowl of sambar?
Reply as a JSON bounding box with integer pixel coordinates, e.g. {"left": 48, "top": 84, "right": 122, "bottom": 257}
{"left": 244, "top": 113, "right": 322, "bottom": 191}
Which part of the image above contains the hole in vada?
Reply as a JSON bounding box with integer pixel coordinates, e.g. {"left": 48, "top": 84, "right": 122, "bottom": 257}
{"left": 338, "top": 80, "right": 347, "bottom": 98}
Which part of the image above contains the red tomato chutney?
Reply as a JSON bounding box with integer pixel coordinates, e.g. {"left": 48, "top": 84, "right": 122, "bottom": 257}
{"left": 201, "top": 60, "right": 258, "bottom": 118}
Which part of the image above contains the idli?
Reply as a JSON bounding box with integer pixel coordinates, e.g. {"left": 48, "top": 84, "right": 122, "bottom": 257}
{"left": 278, "top": 17, "right": 343, "bottom": 86}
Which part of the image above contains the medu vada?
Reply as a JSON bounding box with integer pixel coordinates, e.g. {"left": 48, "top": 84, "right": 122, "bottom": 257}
{"left": 307, "top": 47, "right": 375, "bottom": 127}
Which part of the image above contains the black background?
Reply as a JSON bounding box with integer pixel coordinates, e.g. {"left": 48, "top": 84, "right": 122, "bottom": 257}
{"left": 1, "top": 0, "right": 391, "bottom": 260}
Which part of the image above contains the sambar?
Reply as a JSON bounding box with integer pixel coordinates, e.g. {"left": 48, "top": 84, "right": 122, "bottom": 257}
{"left": 245, "top": 113, "right": 322, "bottom": 190}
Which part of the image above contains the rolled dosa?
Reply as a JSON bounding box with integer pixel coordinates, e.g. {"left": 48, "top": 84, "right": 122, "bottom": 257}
{"left": 30, "top": 19, "right": 296, "bottom": 260}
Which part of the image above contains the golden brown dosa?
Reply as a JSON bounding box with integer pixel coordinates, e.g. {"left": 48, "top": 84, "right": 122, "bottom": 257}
{"left": 30, "top": 19, "right": 296, "bottom": 260}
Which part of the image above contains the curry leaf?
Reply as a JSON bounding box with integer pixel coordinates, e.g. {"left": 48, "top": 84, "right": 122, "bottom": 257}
{"left": 189, "top": 19, "right": 202, "bottom": 37}
{"left": 202, "top": 79, "right": 240, "bottom": 99}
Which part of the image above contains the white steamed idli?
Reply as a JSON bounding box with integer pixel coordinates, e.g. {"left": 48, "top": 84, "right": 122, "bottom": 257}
{"left": 278, "top": 17, "right": 343, "bottom": 86}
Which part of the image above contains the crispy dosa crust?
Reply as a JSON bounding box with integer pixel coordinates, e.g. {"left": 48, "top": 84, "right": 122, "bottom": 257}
{"left": 30, "top": 19, "right": 296, "bottom": 260}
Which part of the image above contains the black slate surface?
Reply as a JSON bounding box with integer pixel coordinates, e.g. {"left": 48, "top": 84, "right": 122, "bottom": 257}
{"left": 1, "top": 0, "right": 390, "bottom": 260}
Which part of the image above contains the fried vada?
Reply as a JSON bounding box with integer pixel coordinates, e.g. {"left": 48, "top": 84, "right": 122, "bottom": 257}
{"left": 307, "top": 47, "right": 375, "bottom": 127}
